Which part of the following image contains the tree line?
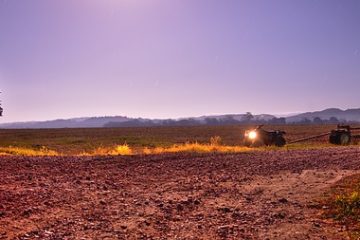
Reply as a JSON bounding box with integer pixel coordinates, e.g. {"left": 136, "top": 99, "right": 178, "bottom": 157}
{"left": 103, "top": 113, "right": 352, "bottom": 128}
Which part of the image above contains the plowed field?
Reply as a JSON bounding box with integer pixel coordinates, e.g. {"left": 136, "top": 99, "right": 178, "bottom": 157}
{"left": 1, "top": 147, "right": 360, "bottom": 239}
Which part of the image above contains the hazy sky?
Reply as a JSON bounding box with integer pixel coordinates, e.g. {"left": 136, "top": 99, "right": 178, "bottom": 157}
{"left": 0, "top": 0, "right": 359, "bottom": 122}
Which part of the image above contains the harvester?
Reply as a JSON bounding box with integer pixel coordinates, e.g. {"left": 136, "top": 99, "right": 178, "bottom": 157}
{"left": 244, "top": 125, "right": 286, "bottom": 147}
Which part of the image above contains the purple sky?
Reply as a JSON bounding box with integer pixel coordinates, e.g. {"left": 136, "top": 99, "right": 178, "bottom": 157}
{"left": 0, "top": 0, "right": 359, "bottom": 122}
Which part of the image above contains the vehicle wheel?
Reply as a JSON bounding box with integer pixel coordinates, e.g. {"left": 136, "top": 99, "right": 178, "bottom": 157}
{"left": 339, "top": 133, "right": 351, "bottom": 145}
{"left": 329, "top": 133, "right": 338, "bottom": 144}
{"left": 274, "top": 136, "right": 286, "bottom": 147}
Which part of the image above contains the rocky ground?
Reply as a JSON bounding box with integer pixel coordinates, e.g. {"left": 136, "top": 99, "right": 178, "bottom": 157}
{"left": 1, "top": 147, "right": 360, "bottom": 240}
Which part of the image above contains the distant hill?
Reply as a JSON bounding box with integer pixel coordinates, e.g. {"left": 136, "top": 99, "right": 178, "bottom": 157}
{"left": 0, "top": 113, "right": 277, "bottom": 129}
{"left": 0, "top": 116, "right": 130, "bottom": 129}
{"left": 0, "top": 108, "right": 359, "bottom": 129}
{"left": 286, "top": 108, "right": 360, "bottom": 123}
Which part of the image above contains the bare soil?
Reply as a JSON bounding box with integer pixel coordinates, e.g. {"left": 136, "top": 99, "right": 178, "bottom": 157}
{"left": 1, "top": 147, "right": 360, "bottom": 239}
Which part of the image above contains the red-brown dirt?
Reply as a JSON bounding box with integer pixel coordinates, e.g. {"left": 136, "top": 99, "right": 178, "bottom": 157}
{"left": 1, "top": 147, "right": 360, "bottom": 239}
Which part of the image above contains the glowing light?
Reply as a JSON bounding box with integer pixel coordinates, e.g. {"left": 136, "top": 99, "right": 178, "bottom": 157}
{"left": 248, "top": 131, "right": 257, "bottom": 140}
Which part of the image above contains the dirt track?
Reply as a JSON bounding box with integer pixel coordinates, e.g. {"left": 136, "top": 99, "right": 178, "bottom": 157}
{"left": 1, "top": 147, "right": 360, "bottom": 240}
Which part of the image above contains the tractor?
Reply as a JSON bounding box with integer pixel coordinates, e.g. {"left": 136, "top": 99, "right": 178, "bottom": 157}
{"left": 329, "top": 125, "right": 360, "bottom": 145}
{"left": 244, "top": 125, "right": 286, "bottom": 147}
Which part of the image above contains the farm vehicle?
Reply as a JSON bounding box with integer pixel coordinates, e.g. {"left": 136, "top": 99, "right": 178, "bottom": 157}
{"left": 329, "top": 125, "right": 360, "bottom": 145}
{"left": 244, "top": 124, "right": 360, "bottom": 147}
{"left": 244, "top": 125, "right": 286, "bottom": 147}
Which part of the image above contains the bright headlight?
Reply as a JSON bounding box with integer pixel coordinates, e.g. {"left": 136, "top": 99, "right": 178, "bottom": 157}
{"left": 248, "top": 131, "right": 257, "bottom": 140}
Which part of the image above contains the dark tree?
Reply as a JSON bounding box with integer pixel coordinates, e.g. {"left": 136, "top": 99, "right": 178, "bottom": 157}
{"left": 204, "top": 118, "right": 220, "bottom": 126}
{"left": 329, "top": 116, "right": 339, "bottom": 124}
{"left": 268, "top": 117, "right": 286, "bottom": 125}
{"left": 313, "top": 117, "right": 323, "bottom": 124}
{"left": 242, "top": 112, "right": 254, "bottom": 123}
{"left": 299, "top": 118, "right": 312, "bottom": 124}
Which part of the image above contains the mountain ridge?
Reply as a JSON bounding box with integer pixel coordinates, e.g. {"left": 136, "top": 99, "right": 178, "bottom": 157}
{"left": 286, "top": 108, "right": 360, "bottom": 123}
{"left": 0, "top": 108, "right": 359, "bottom": 129}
